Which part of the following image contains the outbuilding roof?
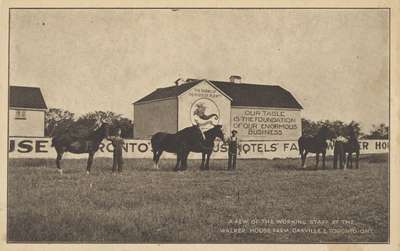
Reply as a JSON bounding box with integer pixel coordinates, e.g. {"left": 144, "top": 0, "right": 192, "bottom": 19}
{"left": 10, "top": 86, "right": 48, "bottom": 110}
{"left": 134, "top": 79, "right": 302, "bottom": 109}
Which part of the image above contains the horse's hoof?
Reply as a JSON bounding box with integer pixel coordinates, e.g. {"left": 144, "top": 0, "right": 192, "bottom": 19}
{"left": 86, "top": 171, "right": 90, "bottom": 175}
{"left": 58, "top": 169, "right": 63, "bottom": 175}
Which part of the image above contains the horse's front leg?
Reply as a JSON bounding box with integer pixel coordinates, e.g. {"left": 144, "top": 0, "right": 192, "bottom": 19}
{"left": 302, "top": 151, "right": 308, "bottom": 168}
{"left": 205, "top": 152, "right": 211, "bottom": 170}
{"left": 333, "top": 147, "right": 338, "bottom": 169}
{"left": 300, "top": 150, "right": 305, "bottom": 167}
{"left": 348, "top": 153, "right": 353, "bottom": 169}
{"left": 152, "top": 150, "right": 158, "bottom": 169}
{"left": 322, "top": 151, "right": 326, "bottom": 169}
{"left": 355, "top": 150, "right": 360, "bottom": 169}
{"left": 56, "top": 151, "right": 64, "bottom": 174}
{"left": 175, "top": 153, "right": 182, "bottom": 171}
{"left": 339, "top": 149, "right": 344, "bottom": 169}
{"left": 316, "top": 153, "right": 320, "bottom": 169}
{"left": 200, "top": 153, "right": 205, "bottom": 170}
{"left": 87, "top": 152, "right": 95, "bottom": 174}
{"left": 155, "top": 150, "right": 163, "bottom": 169}
{"left": 181, "top": 151, "right": 189, "bottom": 171}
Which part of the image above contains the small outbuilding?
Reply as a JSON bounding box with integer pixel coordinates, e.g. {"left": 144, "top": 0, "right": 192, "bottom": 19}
{"left": 133, "top": 77, "right": 303, "bottom": 140}
{"left": 9, "top": 86, "right": 47, "bottom": 137}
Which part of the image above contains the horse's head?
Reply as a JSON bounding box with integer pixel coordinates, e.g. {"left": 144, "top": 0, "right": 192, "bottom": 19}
{"left": 93, "top": 117, "right": 112, "bottom": 138}
{"left": 206, "top": 124, "right": 225, "bottom": 142}
{"left": 347, "top": 125, "right": 356, "bottom": 137}
{"left": 318, "top": 126, "right": 332, "bottom": 140}
{"left": 342, "top": 125, "right": 358, "bottom": 142}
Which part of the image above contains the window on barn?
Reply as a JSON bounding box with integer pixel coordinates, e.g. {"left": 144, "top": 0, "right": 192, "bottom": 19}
{"left": 15, "top": 110, "right": 26, "bottom": 120}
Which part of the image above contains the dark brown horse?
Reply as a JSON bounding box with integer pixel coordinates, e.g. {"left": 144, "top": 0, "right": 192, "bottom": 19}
{"left": 51, "top": 119, "right": 111, "bottom": 174}
{"left": 298, "top": 126, "right": 331, "bottom": 169}
{"left": 151, "top": 125, "right": 224, "bottom": 171}
{"left": 333, "top": 127, "right": 360, "bottom": 169}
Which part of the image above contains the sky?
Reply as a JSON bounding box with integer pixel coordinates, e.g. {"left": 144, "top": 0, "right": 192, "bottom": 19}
{"left": 9, "top": 9, "right": 389, "bottom": 133}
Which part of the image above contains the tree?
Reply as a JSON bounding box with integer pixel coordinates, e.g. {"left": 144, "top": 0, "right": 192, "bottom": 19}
{"left": 301, "top": 118, "right": 319, "bottom": 137}
{"left": 301, "top": 118, "right": 363, "bottom": 138}
{"left": 77, "top": 111, "right": 134, "bottom": 138}
{"left": 76, "top": 111, "right": 120, "bottom": 127}
{"left": 45, "top": 108, "right": 75, "bottom": 136}
{"left": 362, "top": 123, "right": 389, "bottom": 139}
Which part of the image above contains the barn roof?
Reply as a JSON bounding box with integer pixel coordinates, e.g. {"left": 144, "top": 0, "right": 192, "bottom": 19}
{"left": 134, "top": 79, "right": 302, "bottom": 109}
{"left": 9, "top": 86, "right": 48, "bottom": 110}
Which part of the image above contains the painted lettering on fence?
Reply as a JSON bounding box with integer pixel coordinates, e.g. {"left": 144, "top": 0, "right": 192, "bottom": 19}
{"left": 8, "top": 137, "right": 388, "bottom": 160}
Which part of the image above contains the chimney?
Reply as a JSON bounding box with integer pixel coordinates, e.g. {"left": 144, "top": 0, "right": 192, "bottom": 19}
{"left": 174, "top": 78, "right": 185, "bottom": 86}
{"left": 229, "top": 75, "right": 242, "bottom": 84}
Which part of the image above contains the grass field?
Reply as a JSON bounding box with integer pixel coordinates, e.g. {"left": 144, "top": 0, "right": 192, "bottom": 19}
{"left": 7, "top": 154, "right": 388, "bottom": 243}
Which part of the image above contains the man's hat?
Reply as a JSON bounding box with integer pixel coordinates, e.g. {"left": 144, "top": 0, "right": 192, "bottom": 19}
{"left": 231, "top": 130, "right": 238, "bottom": 134}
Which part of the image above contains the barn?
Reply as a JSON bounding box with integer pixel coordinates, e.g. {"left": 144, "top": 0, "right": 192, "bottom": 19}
{"left": 133, "top": 76, "right": 303, "bottom": 140}
{"left": 9, "top": 86, "right": 47, "bottom": 137}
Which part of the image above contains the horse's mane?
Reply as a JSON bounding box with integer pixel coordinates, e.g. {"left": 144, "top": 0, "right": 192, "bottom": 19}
{"left": 175, "top": 125, "right": 222, "bottom": 141}
{"left": 176, "top": 125, "right": 198, "bottom": 136}
{"left": 203, "top": 125, "right": 217, "bottom": 136}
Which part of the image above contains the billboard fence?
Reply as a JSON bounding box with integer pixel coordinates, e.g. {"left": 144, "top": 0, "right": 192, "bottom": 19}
{"left": 8, "top": 137, "right": 389, "bottom": 159}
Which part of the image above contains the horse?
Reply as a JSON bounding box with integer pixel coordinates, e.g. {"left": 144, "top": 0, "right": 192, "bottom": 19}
{"left": 51, "top": 119, "right": 111, "bottom": 174}
{"left": 333, "top": 127, "right": 360, "bottom": 169}
{"left": 151, "top": 125, "right": 225, "bottom": 171}
{"left": 298, "top": 126, "right": 331, "bottom": 169}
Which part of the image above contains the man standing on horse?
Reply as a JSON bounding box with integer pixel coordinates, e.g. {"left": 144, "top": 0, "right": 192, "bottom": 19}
{"left": 227, "top": 130, "right": 240, "bottom": 170}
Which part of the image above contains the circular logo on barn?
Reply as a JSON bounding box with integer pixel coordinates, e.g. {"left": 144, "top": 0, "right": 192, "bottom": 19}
{"left": 190, "top": 98, "right": 220, "bottom": 130}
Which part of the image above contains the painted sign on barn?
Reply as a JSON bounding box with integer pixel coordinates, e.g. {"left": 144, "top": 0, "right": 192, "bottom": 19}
{"left": 178, "top": 80, "right": 231, "bottom": 133}
{"left": 231, "top": 107, "right": 301, "bottom": 140}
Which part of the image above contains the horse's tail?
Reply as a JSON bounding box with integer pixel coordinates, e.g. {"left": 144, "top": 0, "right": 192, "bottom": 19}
{"left": 151, "top": 132, "right": 167, "bottom": 162}
{"left": 51, "top": 137, "right": 57, "bottom": 147}
{"left": 298, "top": 137, "right": 304, "bottom": 156}
{"left": 151, "top": 132, "right": 165, "bottom": 152}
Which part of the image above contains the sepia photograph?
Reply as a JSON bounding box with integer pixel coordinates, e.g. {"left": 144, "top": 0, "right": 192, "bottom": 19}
{"left": 3, "top": 4, "right": 395, "bottom": 246}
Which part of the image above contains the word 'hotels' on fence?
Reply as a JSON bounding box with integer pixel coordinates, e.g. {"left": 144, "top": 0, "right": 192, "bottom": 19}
{"left": 9, "top": 137, "right": 389, "bottom": 159}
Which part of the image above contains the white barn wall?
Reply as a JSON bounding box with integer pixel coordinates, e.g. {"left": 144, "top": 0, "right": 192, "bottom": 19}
{"left": 9, "top": 109, "right": 45, "bottom": 137}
